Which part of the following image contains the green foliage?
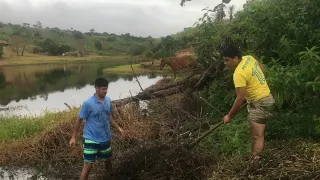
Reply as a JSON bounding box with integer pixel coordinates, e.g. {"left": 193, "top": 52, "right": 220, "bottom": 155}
{"left": 193, "top": 0, "right": 320, "bottom": 157}
{"left": 0, "top": 21, "right": 197, "bottom": 58}
{"left": 0, "top": 22, "right": 164, "bottom": 57}
{"left": 228, "top": 0, "right": 320, "bottom": 65}
{"left": 38, "top": 38, "right": 72, "bottom": 56}
{"left": 199, "top": 116, "right": 251, "bottom": 157}
{"left": 267, "top": 46, "right": 320, "bottom": 110}
{"left": 0, "top": 112, "right": 58, "bottom": 142}
{"left": 129, "top": 44, "right": 146, "bottom": 56}
{"left": 94, "top": 40, "right": 102, "bottom": 50}
{"left": 0, "top": 45, "right": 3, "bottom": 58}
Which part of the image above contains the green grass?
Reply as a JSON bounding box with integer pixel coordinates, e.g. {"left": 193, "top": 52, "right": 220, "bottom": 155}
{"left": 0, "top": 109, "right": 77, "bottom": 143}
{"left": 199, "top": 116, "right": 251, "bottom": 157}
{"left": 0, "top": 47, "right": 139, "bottom": 66}
{"left": 103, "top": 63, "right": 162, "bottom": 75}
{"left": 104, "top": 64, "right": 141, "bottom": 73}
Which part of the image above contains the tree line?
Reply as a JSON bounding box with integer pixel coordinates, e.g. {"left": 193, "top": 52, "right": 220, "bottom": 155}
{"left": 0, "top": 21, "right": 194, "bottom": 58}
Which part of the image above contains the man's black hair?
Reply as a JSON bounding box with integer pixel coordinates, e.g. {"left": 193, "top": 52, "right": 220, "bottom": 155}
{"left": 222, "top": 45, "right": 242, "bottom": 59}
{"left": 94, "top": 77, "right": 109, "bottom": 87}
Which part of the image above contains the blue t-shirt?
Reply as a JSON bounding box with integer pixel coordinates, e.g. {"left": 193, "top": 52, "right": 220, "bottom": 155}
{"left": 79, "top": 95, "right": 113, "bottom": 143}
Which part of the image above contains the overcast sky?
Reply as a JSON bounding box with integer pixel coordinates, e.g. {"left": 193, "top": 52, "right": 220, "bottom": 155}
{"left": 0, "top": 0, "right": 246, "bottom": 37}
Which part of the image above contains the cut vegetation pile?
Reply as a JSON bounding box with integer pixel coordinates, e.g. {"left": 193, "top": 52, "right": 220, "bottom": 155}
{"left": 1, "top": 78, "right": 320, "bottom": 180}
{"left": 0, "top": 78, "right": 211, "bottom": 179}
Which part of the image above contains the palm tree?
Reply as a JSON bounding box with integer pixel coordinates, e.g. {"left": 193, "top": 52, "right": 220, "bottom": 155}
{"left": 228, "top": 5, "right": 235, "bottom": 21}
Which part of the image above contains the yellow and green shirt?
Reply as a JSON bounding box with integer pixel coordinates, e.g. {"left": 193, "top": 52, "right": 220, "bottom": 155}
{"left": 233, "top": 55, "right": 270, "bottom": 102}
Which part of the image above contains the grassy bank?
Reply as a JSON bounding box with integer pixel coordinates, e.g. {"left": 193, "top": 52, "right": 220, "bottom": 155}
{"left": 0, "top": 109, "right": 78, "bottom": 143}
{"left": 0, "top": 47, "right": 140, "bottom": 66}
{"left": 103, "top": 64, "right": 148, "bottom": 74}
{"left": 103, "top": 63, "right": 168, "bottom": 75}
{"left": 103, "top": 60, "right": 179, "bottom": 75}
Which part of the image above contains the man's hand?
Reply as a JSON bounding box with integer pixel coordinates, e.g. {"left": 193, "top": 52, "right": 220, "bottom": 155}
{"left": 223, "top": 114, "right": 232, "bottom": 124}
{"left": 117, "top": 127, "right": 125, "bottom": 137}
{"left": 69, "top": 137, "right": 76, "bottom": 147}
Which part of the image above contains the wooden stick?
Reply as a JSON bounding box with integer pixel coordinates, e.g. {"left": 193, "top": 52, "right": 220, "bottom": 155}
{"left": 187, "top": 121, "right": 224, "bottom": 148}
{"left": 64, "top": 103, "right": 72, "bottom": 110}
{"left": 130, "top": 59, "right": 144, "bottom": 92}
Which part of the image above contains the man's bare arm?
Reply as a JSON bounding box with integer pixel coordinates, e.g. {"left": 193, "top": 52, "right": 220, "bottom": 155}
{"left": 109, "top": 114, "right": 122, "bottom": 132}
{"left": 71, "top": 116, "right": 82, "bottom": 139}
{"left": 228, "top": 87, "right": 246, "bottom": 117}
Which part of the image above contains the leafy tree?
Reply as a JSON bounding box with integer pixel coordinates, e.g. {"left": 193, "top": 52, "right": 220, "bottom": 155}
{"left": 228, "top": 5, "right": 235, "bottom": 21}
{"left": 10, "top": 36, "right": 24, "bottom": 56}
{"left": 95, "top": 40, "right": 102, "bottom": 50}
{"left": 22, "top": 23, "right": 30, "bottom": 28}
{"left": 38, "top": 38, "right": 71, "bottom": 56}
{"left": 33, "top": 21, "right": 42, "bottom": 29}
{"left": 90, "top": 28, "right": 95, "bottom": 36}
{"left": 77, "top": 39, "right": 85, "bottom": 56}
{"left": 0, "top": 45, "right": 3, "bottom": 59}
{"left": 73, "top": 30, "right": 84, "bottom": 39}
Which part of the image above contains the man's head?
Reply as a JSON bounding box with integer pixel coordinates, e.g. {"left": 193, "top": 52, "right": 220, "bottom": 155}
{"left": 222, "top": 45, "right": 242, "bottom": 68}
{"left": 94, "top": 77, "right": 109, "bottom": 98}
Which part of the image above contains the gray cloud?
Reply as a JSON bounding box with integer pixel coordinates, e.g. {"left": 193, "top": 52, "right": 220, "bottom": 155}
{"left": 0, "top": 0, "right": 246, "bottom": 37}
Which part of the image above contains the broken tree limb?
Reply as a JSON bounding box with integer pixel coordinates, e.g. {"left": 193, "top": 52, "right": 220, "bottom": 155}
{"left": 187, "top": 121, "right": 224, "bottom": 148}
{"left": 130, "top": 59, "right": 144, "bottom": 92}
{"left": 194, "top": 61, "right": 224, "bottom": 91}
{"left": 112, "top": 84, "right": 186, "bottom": 107}
{"left": 64, "top": 103, "right": 72, "bottom": 110}
{"left": 112, "top": 76, "right": 199, "bottom": 107}
{"left": 145, "top": 71, "right": 198, "bottom": 93}
{"left": 112, "top": 61, "right": 220, "bottom": 107}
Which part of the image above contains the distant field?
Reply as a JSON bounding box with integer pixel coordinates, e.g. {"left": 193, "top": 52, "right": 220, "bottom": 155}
{"left": 0, "top": 46, "right": 138, "bottom": 66}
{"left": 103, "top": 60, "right": 173, "bottom": 75}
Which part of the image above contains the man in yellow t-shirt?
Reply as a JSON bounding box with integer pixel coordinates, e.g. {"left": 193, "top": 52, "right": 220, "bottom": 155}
{"left": 221, "top": 45, "right": 275, "bottom": 160}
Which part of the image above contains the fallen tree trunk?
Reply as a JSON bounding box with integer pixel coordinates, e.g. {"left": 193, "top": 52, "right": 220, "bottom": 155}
{"left": 112, "top": 60, "right": 223, "bottom": 107}
{"left": 112, "top": 77, "right": 198, "bottom": 107}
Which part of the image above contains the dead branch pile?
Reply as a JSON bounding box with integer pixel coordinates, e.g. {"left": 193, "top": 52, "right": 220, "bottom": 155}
{"left": 0, "top": 100, "right": 157, "bottom": 176}
{"left": 112, "top": 59, "right": 224, "bottom": 108}
{"left": 210, "top": 139, "right": 320, "bottom": 180}
{"left": 112, "top": 144, "right": 214, "bottom": 180}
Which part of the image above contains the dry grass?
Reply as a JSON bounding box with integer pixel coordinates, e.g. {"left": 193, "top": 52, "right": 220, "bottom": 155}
{"left": 209, "top": 139, "right": 320, "bottom": 180}
{"left": 0, "top": 46, "right": 135, "bottom": 66}
{"left": 0, "top": 78, "right": 208, "bottom": 179}
{"left": 0, "top": 109, "right": 81, "bottom": 168}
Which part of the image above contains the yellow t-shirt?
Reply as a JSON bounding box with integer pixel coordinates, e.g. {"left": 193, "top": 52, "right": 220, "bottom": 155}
{"left": 233, "top": 55, "right": 270, "bottom": 102}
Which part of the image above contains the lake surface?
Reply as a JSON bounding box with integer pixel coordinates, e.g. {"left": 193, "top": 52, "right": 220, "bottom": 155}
{"left": 0, "top": 61, "right": 163, "bottom": 117}
{"left": 0, "top": 167, "right": 46, "bottom": 180}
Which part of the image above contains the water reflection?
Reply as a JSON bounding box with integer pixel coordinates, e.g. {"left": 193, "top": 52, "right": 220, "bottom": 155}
{"left": 0, "top": 167, "right": 46, "bottom": 180}
{"left": 0, "top": 62, "right": 162, "bottom": 116}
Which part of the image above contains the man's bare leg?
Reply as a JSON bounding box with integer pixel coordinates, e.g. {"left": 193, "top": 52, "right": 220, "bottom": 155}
{"left": 80, "top": 163, "right": 93, "bottom": 180}
{"left": 250, "top": 121, "right": 266, "bottom": 159}
{"left": 104, "top": 159, "right": 112, "bottom": 178}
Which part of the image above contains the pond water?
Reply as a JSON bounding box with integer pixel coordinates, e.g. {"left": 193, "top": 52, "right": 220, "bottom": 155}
{"left": 0, "top": 167, "right": 47, "bottom": 180}
{"left": 0, "top": 61, "right": 163, "bottom": 117}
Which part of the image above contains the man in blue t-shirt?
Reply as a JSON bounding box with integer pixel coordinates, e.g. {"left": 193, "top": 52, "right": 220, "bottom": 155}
{"left": 69, "top": 77, "right": 124, "bottom": 180}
